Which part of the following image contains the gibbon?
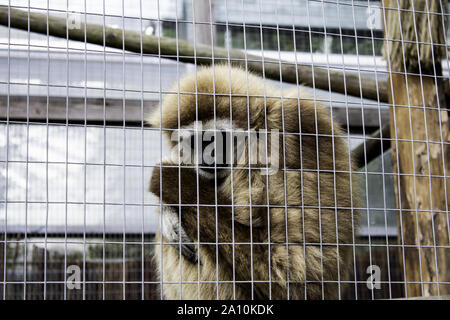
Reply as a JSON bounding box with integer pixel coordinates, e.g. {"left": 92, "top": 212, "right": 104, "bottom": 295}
{"left": 148, "top": 65, "right": 360, "bottom": 300}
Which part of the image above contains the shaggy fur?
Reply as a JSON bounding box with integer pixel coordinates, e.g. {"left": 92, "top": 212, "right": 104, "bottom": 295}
{"left": 148, "top": 65, "right": 360, "bottom": 300}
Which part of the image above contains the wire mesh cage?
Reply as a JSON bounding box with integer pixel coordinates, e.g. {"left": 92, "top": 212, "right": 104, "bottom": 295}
{"left": 0, "top": 0, "right": 449, "bottom": 300}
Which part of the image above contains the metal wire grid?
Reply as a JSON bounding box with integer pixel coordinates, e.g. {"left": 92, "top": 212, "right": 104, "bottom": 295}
{"left": 0, "top": 0, "right": 449, "bottom": 300}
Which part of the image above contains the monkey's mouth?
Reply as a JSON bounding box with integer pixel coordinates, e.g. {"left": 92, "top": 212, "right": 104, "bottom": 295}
{"left": 160, "top": 205, "right": 199, "bottom": 264}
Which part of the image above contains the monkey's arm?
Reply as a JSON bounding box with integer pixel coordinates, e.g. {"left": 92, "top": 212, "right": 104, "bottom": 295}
{"left": 149, "top": 164, "right": 225, "bottom": 264}
{"left": 160, "top": 206, "right": 198, "bottom": 264}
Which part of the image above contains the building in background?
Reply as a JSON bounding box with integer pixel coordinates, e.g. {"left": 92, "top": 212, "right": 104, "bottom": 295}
{"left": 0, "top": 0, "right": 405, "bottom": 236}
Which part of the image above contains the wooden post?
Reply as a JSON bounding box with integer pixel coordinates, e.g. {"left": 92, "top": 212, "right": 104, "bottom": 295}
{"left": 383, "top": 0, "right": 450, "bottom": 297}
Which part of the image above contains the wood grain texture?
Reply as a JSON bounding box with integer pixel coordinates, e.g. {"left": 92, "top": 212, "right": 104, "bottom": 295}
{"left": 383, "top": 0, "right": 450, "bottom": 297}
{"left": 388, "top": 73, "right": 450, "bottom": 297}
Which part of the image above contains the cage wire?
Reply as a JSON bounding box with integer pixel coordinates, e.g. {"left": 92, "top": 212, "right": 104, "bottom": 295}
{"left": 0, "top": 0, "right": 449, "bottom": 300}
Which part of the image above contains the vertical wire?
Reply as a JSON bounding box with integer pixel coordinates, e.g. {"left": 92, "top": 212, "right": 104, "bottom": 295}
{"left": 23, "top": 0, "right": 31, "bottom": 300}
{"left": 335, "top": 0, "right": 359, "bottom": 300}
{"left": 304, "top": 0, "right": 325, "bottom": 300}
{"left": 43, "top": 0, "right": 50, "bottom": 300}
{"left": 2, "top": 0, "right": 11, "bottom": 301}
{"left": 318, "top": 0, "right": 342, "bottom": 299}
{"left": 393, "top": 0, "right": 426, "bottom": 297}
{"left": 240, "top": 0, "right": 255, "bottom": 300}
{"left": 349, "top": 0, "right": 374, "bottom": 299}
{"left": 363, "top": 0, "right": 393, "bottom": 299}
{"left": 428, "top": 0, "right": 450, "bottom": 292}
{"left": 223, "top": 0, "right": 237, "bottom": 299}
{"left": 190, "top": 0, "right": 201, "bottom": 300}
{"left": 157, "top": 0, "right": 164, "bottom": 300}
{"left": 380, "top": 0, "right": 409, "bottom": 298}
{"left": 289, "top": 0, "right": 307, "bottom": 301}
{"left": 174, "top": 0, "right": 183, "bottom": 300}
{"left": 410, "top": 0, "right": 442, "bottom": 296}
{"left": 273, "top": 0, "right": 290, "bottom": 300}
{"left": 138, "top": 0, "right": 145, "bottom": 301}
{"left": 255, "top": 0, "right": 272, "bottom": 300}
{"left": 206, "top": 0, "right": 220, "bottom": 300}
{"left": 102, "top": 0, "right": 106, "bottom": 300}
{"left": 121, "top": 0, "right": 127, "bottom": 300}
{"left": 83, "top": 0, "right": 88, "bottom": 300}
{"left": 64, "top": 0, "right": 70, "bottom": 300}
{"left": 323, "top": 7, "right": 342, "bottom": 301}
{"left": 437, "top": 0, "right": 450, "bottom": 247}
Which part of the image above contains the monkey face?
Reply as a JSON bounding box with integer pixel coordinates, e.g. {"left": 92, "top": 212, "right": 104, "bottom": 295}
{"left": 169, "top": 119, "right": 247, "bottom": 179}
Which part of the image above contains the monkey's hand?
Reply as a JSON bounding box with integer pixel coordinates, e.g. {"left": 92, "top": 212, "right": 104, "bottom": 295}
{"left": 161, "top": 206, "right": 198, "bottom": 264}
{"left": 150, "top": 164, "right": 227, "bottom": 266}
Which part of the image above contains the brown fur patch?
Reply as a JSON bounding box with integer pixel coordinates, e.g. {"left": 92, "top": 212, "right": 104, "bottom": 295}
{"left": 149, "top": 65, "right": 360, "bottom": 299}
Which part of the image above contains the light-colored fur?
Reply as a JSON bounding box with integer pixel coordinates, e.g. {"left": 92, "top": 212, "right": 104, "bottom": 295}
{"left": 149, "top": 65, "right": 360, "bottom": 299}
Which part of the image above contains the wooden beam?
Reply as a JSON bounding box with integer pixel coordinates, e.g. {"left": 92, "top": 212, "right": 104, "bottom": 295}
{"left": 383, "top": 0, "right": 450, "bottom": 297}
{"left": 0, "top": 95, "right": 389, "bottom": 128}
{"left": 0, "top": 96, "right": 159, "bottom": 125}
{"left": 352, "top": 123, "right": 390, "bottom": 168}
{"left": 0, "top": 5, "right": 388, "bottom": 102}
{"left": 332, "top": 106, "right": 389, "bottom": 129}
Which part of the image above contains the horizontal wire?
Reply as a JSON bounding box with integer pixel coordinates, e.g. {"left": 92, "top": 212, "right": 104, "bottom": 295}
{"left": 2, "top": 280, "right": 450, "bottom": 285}
{"left": 2, "top": 239, "right": 449, "bottom": 249}
{"left": 3, "top": 200, "right": 450, "bottom": 215}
